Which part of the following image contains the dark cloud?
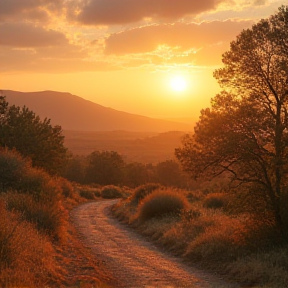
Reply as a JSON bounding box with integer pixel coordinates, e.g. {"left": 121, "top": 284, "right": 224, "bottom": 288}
{"left": 0, "top": 23, "right": 68, "bottom": 47}
{"left": 0, "top": 0, "right": 64, "bottom": 21}
{"left": 104, "top": 20, "right": 252, "bottom": 55}
{"left": 77, "top": 0, "right": 225, "bottom": 25}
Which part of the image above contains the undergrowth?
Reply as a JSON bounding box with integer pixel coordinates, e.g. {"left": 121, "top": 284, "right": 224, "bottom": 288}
{"left": 0, "top": 148, "right": 100, "bottom": 286}
{"left": 112, "top": 185, "right": 288, "bottom": 288}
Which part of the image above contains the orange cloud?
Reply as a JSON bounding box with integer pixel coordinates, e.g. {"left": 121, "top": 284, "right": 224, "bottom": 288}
{"left": 0, "top": 0, "right": 64, "bottom": 21}
{"left": 0, "top": 23, "right": 67, "bottom": 47}
{"left": 77, "top": 0, "right": 227, "bottom": 25}
{"left": 0, "top": 46, "right": 118, "bottom": 73}
{"left": 104, "top": 20, "right": 252, "bottom": 55}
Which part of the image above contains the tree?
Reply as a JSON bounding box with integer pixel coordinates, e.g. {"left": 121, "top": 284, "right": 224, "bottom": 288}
{"left": 0, "top": 96, "right": 67, "bottom": 174}
{"left": 176, "top": 6, "right": 288, "bottom": 237}
{"left": 156, "top": 160, "right": 185, "bottom": 187}
{"left": 124, "top": 162, "right": 150, "bottom": 187}
{"left": 85, "top": 151, "right": 125, "bottom": 185}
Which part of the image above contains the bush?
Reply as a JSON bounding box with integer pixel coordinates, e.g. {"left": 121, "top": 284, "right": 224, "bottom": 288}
{"left": 79, "top": 189, "right": 95, "bottom": 200}
{"left": 20, "top": 166, "right": 51, "bottom": 196}
{"left": 131, "top": 183, "right": 162, "bottom": 204}
{"left": 56, "top": 177, "right": 75, "bottom": 198}
{"left": 5, "top": 192, "right": 64, "bottom": 241}
{"left": 101, "top": 185, "right": 123, "bottom": 199}
{"left": 203, "top": 192, "right": 228, "bottom": 209}
{"left": 137, "top": 189, "right": 189, "bottom": 221}
{"left": 0, "top": 148, "right": 30, "bottom": 192}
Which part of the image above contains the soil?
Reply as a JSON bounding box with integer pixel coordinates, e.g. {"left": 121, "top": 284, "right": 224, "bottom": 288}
{"left": 70, "top": 200, "right": 242, "bottom": 288}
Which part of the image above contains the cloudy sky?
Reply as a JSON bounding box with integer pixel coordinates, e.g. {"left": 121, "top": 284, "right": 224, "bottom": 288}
{"left": 0, "top": 0, "right": 286, "bottom": 119}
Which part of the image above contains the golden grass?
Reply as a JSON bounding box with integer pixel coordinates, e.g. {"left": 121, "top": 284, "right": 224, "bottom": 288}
{"left": 0, "top": 201, "right": 56, "bottom": 287}
{"left": 131, "top": 183, "right": 163, "bottom": 204}
{"left": 136, "top": 189, "right": 189, "bottom": 221}
{"left": 112, "top": 186, "right": 288, "bottom": 287}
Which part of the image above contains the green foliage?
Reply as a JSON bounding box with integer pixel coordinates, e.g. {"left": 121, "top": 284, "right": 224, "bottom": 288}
{"left": 131, "top": 183, "right": 162, "bottom": 204}
{"left": 137, "top": 189, "right": 189, "bottom": 221}
{"left": 101, "top": 185, "right": 123, "bottom": 199}
{"left": 86, "top": 151, "right": 125, "bottom": 185}
{"left": 0, "top": 96, "right": 67, "bottom": 174}
{"left": 176, "top": 6, "right": 288, "bottom": 238}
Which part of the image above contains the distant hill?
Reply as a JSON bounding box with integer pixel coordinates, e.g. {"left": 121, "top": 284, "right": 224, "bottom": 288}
{"left": 3, "top": 90, "right": 192, "bottom": 132}
{"left": 63, "top": 130, "right": 187, "bottom": 163}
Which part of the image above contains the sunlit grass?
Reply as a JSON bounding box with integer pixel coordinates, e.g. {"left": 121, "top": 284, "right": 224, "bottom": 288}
{"left": 112, "top": 185, "right": 287, "bottom": 287}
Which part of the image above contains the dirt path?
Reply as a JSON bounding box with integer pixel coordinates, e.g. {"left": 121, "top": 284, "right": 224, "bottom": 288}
{"left": 71, "top": 200, "right": 241, "bottom": 288}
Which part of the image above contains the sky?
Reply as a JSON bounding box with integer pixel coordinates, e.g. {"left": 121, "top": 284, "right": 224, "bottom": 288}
{"left": 0, "top": 0, "right": 287, "bottom": 119}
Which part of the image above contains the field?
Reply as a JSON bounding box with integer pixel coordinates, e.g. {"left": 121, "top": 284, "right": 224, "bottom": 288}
{"left": 63, "top": 130, "right": 187, "bottom": 163}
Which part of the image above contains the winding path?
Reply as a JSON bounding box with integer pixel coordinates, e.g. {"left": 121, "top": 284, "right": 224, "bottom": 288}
{"left": 71, "top": 200, "right": 241, "bottom": 288}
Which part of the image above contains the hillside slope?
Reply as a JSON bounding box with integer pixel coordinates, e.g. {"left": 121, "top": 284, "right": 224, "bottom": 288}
{"left": 3, "top": 90, "right": 192, "bottom": 132}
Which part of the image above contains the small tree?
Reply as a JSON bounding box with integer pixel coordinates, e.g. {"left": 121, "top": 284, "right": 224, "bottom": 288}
{"left": 0, "top": 96, "right": 67, "bottom": 174}
{"left": 156, "top": 160, "right": 185, "bottom": 187}
{"left": 176, "top": 6, "right": 288, "bottom": 238}
{"left": 85, "top": 151, "right": 125, "bottom": 185}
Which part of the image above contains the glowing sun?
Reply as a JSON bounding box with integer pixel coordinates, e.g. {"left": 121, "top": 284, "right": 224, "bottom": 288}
{"left": 170, "top": 76, "right": 187, "bottom": 92}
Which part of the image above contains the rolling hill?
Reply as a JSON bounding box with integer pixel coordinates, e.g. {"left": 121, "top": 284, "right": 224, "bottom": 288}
{"left": 3, "top": 90, "right": 192, "bottom": 132}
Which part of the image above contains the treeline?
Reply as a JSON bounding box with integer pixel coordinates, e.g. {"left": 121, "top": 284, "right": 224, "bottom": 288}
{"left": 62, "top": 151, "right": 191, "bottom": 188}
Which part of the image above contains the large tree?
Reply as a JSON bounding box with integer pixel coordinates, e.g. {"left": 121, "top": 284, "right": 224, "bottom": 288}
{"left": 176, "top": 6, "right": 288, "bottom": 236}
{"left": 0, "top": 96, "right": 67, "bottom": 174}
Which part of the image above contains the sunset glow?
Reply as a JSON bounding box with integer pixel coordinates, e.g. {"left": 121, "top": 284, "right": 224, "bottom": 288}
{"left": 0, "top": 0, "right": 285, "bottom": 119}
{"left": 170, "top": 76, "right": 187, "bottom": 92}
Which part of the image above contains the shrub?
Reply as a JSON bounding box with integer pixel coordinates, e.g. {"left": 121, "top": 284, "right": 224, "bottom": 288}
{"left": 56, "top": 177, "right": 75, "bottom": 198}
{"left": 203, "top": 192, "right": 228, "bottom": 209}
{"left": 131, "top": 183, "right": 162, "bottom": 204}
{"left": 79, "top": 189, "right": 95, "bottom": 200}
{"left": 20, "top": 167, "right": 52, "bottom": 196}
{"left": 5, "top": 192, "right": 63, "bottom": 241}
{"left": 137, "top": 189, "right": 189, "bottom": 221}
{"left": 101, "top": 185, "right": 123, "bottom": 199}
{"left": 0, "top": 148, "right": 30, "bottom": 192}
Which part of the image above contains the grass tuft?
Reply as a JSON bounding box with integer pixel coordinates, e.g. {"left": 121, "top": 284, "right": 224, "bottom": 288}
{"left": 131, "top": 183, "right": 162, "bottom": 204}
{"left": 137, "top": 189, "right": 189, "bottom": 221}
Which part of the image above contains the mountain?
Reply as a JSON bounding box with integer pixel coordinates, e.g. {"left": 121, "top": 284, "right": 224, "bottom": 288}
{"left": 3, "top": 90, "right": 192, "bottom": 132}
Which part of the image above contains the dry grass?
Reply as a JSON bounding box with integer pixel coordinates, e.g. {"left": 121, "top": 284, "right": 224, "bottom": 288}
{"left": 101, "top": 185, "right": 123, "bottom": 199}
{"left": 0, "top": 200, "right": 56, "bottom": 287}
{"left": 131, "top": 183, "right": 162, "bottom": 204}
{"left": 137, "top": 189, "right": 189, "bottom": 221}
{"left": 112, "top": 185, "right": 288, "bottom": 287}
{"left": 0, "top": 148, "right": 91, "bottom": 286}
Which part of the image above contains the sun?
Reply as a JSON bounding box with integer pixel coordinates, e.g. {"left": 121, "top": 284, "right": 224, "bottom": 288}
{"left": 170, "top": 76, "right": 187, "bottom": 92}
